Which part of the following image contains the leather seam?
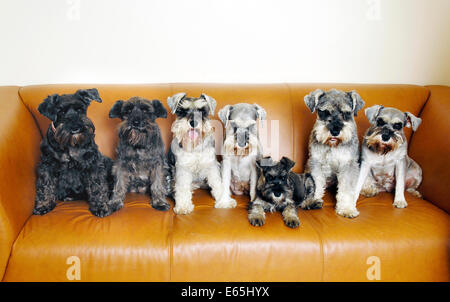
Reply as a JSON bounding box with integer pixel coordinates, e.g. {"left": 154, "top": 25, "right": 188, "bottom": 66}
{"left": 408, "top": 87, "right": 431, "bottom": 153}
{"left": 18, "top": 87, "right": 44, "bottom": 139}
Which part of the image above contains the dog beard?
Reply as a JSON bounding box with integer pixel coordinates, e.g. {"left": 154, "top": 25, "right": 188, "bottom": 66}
{"left": 313, "top": 121, "right": 353, "bottom": 147}
{"left": 365, "top": 128, "right": 403, "bottom": 155}
{"left": 54, "top": 124, "right": 93, "bottom": 147}
{"left": 223, "top": 134, "right": 258, "bottom": 157}
{"left": 118, "top": 122, "right": 154, "bottom": 147}
{"left": 171, "top": 118, "right": 213, "bottom": 151}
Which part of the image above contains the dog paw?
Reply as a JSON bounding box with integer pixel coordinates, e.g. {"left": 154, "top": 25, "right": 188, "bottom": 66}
{"left": 335, "top": 205, "right": 360, "bottom": 218}
{"left": 108, "top": 200, "right": 124, "bottom": 212}
{"left": 214, "top": 197, "right": 237, "bottom": 209}
{"left": 173, "top": 203, "right": 194, "bottom": 215}
{"left": 393, "top": 199, "right": 408, "bottom": 208}
{"left": 249, "top": 214, "right": 265, "bottom": 227}
{"left": 406, "top": 188, "right": 422, "bottom": 198}
{"left": 152, "top": 200, "right": 171, "bottom": 211}
{"left": 360, "top": 186, "right": 378, "bottom": 198}
{"left": 284, "top": 216, "right": 300, "bottom": 228}
{"left": 33, "top": 203, "right": 56, "bottom": 215}
{"left": 301, "top": 198, "right": 323, "bottom": 210}
{"left": 90, "top": 204, "right": 113, "bottom": 218}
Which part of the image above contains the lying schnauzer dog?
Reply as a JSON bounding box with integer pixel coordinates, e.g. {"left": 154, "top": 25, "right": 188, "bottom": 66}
{"left": 248, "top": 157, "right": 315, "bottom": 228}
{"left": 167, "top": 92, "right": 233, "bottom": 214}
{"left": 304, "top": 89, "right": 365, "bottom": 218}
{"left": 218, "top": 103, "right": 266, "bottom": 202}
{"left": 353, "top": 105, "right": 422, "bottom": 208}
{"left": 34, "top": 88, "right": 114, "bottom": 217}
{"left": 109, "top": 97, "right": 171, "bottom": 211}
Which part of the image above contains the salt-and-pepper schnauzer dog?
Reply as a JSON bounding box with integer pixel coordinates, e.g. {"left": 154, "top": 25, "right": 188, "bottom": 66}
{"left": 304, "top": 89, "right": 365, "bottom": 218}
{"left": 108, "top": 97, "right": 171, "bottom": 212}
{"left": 218, "top": 103, "right": 266, "bottom": 202}
{"left": 167, "top": 93, "right": 234, "bottom": 214}
{"left": 248, "top": 157, "right": 315, "bottom": 228}
{"left": 353, "top": 105, "right": 422, "bottom": 208}
{"left": 34, "top": 88, "right": 114, "bottom": 217}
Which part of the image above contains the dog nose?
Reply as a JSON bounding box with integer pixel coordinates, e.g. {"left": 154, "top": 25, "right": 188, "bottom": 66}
{"left": 189, "top": 120, "right": 198, "bottom": 128}
{"left": 274, "top": 191, "right": 282, "bottom": 198}
{"left": 132, "top": 120, "right": 141, "bottom": 127}
{"left": 381, "top": 128, "right": 392, "bottom": 141}
{"left": 381, "top": 134, "right": 390, "bottom": 142}
{"left": 330, "top": 128, "right": 341, "bottom": 136}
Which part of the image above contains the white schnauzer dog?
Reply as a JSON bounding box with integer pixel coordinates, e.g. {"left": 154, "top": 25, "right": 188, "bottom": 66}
{"left": 353, "top": 105, "right": 422, "bottom": 208}
{"left": 218, "top": 103, "right": 266, "bottom": 202}
{"left": 167, "top": 93, "right": 233, "bottom": 214}
{"left": 304, "top": 89, "right": 365, "bottom": 218}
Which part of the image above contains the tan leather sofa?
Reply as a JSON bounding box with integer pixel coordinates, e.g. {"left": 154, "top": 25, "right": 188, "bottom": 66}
{"left": 0, "top": 84, "right": 448, "bottom": 282}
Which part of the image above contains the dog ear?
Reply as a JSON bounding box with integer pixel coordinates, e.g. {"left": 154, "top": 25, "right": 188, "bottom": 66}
{"left": 254, "top": 104, "right": 267, "bottom": 127}
{"left": 75, "top": 88, "right": 102, "bottom": 105}
{"left": 218, "top": 105, "right": 233, "bottom": 127}
{"left": 167, "top": 92, "right": 186, "bottom": 114}
{"left": 200, "top": 93, "right": 217, "bottom": 116}
{"left": 38, "top": 94, "right": 60, "bottom": 121}
{"left": 348, "top": 90, "right": 365, "bottom": 116}
{"left": 304, "top": 89, "right": 325, "bottom": 113}
{"left": 109, "top": 100, "right": 124, "bottom": 119}
{"left": 152, "top": 99, "right": 167, "bottom": 119}
{"left": 404, "top": 112, "right": 422, "bottom": 131}
{"left": 365, "top": 105, "right": 384, "bottom": 124}
{"left": 280, "top": 156, "right": 295, "bottom": 171}
{"left": 256, "top": 156, "right": 274, "bottom": 171}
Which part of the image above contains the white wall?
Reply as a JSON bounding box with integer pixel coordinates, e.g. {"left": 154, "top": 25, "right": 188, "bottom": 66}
{"left": 0, "top": 0, "right": 449, "bottom": 86}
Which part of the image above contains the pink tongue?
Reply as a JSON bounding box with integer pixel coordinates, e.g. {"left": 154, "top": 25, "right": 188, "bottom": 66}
{"left": 188, "top": 129, "right": 198, "bottom": 140}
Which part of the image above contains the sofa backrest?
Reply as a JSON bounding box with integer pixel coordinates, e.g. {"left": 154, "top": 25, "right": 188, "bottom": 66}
{"left": 19, "top": 83, "right": 429, "bottom": 172}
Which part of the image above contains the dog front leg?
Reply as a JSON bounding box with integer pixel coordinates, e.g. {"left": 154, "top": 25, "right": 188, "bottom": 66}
{"left": 149, "top": 163, "right": 171, "bottom": 211}
{"left": 210, "top": 162, "right": 236, "bottom": 209}
{"left": 306, "top": 161, "right": 326, "bottom": 207}
{"left": 282, "top": 202, "right": 300, "bottom": 228}
{"left": 33, "top": 163, "right": 57, "bottom": 215}
{"left": 109, "top": 166, "right": 129, "bottom": 213}
{"left": 219, "top": 157, "right": 234, "bottom": 206}
{"left": 173, "top": 166, "right": 194, "bottom": 214}
{"left": 335, "top": 163, "right": 360, "bottom": 218}
{"left": 353, "top": 160, "right": 371, "bottom": 204}
{"left": 86, "top": 169, "right": 113, "bottom": 217}
{"left": 248, "top": 198, "right": 266, "bottom": 227}
{"left": 249, "top": 164, "right": 257, "bottom": 202}
{"left": 393, "top": 158, "right": 408, "bottom": 208}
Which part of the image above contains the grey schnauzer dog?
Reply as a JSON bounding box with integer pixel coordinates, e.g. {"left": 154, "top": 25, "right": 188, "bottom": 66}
{"left": 33, "top": 88, "right": 114, "bottom": 217}
{"left": 248, "top": 156, "right": 315, "bottom": 228}
{"left": 167, "top": 92, "right": 233, "bottom": 214}
{"left": 109, "top": 97, "right": 170, "bottom": 211}
{"left": 353, "top": 105, "right": 422, "bottom": 208}
{"left": 218, "top": 103, "right": 266, "bottom": 203}
{"left": 304, "top": 89, "right": 365, "bottom": 218}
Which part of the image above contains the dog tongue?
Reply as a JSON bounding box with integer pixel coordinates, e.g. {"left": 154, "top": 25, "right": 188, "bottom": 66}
{"left": 188, "top": 129, "right": 198, "bottom": 141}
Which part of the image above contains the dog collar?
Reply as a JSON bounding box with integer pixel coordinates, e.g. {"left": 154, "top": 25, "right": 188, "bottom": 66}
{"left": 51, "top": 122, "right": 57, "bottom": 134}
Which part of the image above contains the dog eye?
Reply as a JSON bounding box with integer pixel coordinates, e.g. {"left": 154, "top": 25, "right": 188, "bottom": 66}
{"left": 266, "top": 174, "right": 273, "bottom": 181}
{"left": 393, "top": 122, "right": 403, "bottom": 130}
{"left": 376, "top": 118, "right": 386, "bottom": 126}
{"left": 342, "top": 112, "right": 351, "bottom": 121}
{"left": 318, "top": 110, "right": 330, "bottom": 119}
{"left": 142, "top": 107, "right": 149, "bottom": 113}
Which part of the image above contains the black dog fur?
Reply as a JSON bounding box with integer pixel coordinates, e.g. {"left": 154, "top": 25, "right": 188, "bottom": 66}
{"left": 33, "top": 88, "right": 114, "bottom": 217}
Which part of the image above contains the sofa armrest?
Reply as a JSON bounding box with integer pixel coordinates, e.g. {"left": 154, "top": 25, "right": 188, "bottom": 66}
{"left": 409, "top": 85, "right": 450, "bottom": 213}
{"left": 0, "top": 87, "right": 41, "bottom": 280}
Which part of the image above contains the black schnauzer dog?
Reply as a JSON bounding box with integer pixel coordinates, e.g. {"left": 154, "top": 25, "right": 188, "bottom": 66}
{"left": 109, "top": 97, "right": 171, "bottom": 211}
{"left": 34, "top": 88, "right": 114, "bottom": 217}
{"left": 248, "top": 156, "right": 316, "bottom": 228}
